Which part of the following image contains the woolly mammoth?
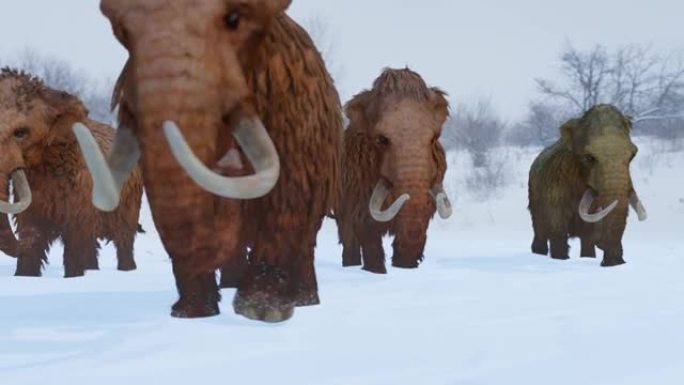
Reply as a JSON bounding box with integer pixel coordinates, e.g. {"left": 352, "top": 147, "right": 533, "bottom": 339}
{"left": 336, "top": 68, "right": 452, "bottom": 274}
{"left": 528, "top": 104, "right": 647, "bottom": 266}
{"left": 0, "top": 69, "right": 144, "bottom": 277}
{"left": 74, "top": 0, "right": 342, "bottom": 322}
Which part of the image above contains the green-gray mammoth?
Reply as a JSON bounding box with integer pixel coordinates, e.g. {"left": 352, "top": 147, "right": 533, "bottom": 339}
{"left": 528, "top": 104, "right": 647, "bottom": 267}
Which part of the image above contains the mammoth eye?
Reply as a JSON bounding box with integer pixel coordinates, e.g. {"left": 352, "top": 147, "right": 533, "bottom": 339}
{"left": 376, "top": 135, "right": 390, "bottom": 146}
{"left": 224, "top": 11, "right": 241, "bottom": 30}
{"left": 584, "top": 154, "right": 596, "bottom": 163}
{"left": 13, "top": 127, "right": 29, "bottom": 140}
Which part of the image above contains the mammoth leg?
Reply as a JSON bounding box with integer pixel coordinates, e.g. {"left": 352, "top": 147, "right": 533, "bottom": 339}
{"left": 234, "top": 206, "right": 313, "bottom": 322}
{"left": 114, "top": 230, "right": 137, "bottom": 272}
{"left": 171, "top": 262, "right": 221, "bottom": 318}
{"left": 160, "top": 225, "right": 220, "bottom": 318}
{"left": 219, "top": 247, "right": 249, "bottom": 289}
{"left": 580, "top": 236, "right": 596, "bottom": 258}
{"left": 15, "top": 227, "right": 52, "bottom": 277}
{"left": 341, "top": 234, "right": 362, "bottom": 267}
{"left": 217, "top": 200, "right": 249, "bottom": 289}
{"left": 549, "top": 236, "right": 570, "bottom": 260}
{"left": 600, "top": 243, "right": 625, "bottom": 267}
{"left": 531, "top": 235, "right": 549, "bottom": 256}
{"left": 360, "top": 229, "right": 386, "bottom": 274}
{"left": 339, "top": 217, "right": 361, "bottom": 267}
{"left": 292, "top": 219, "right": 325, "bottom": 307}
{"left": 530, "top": 210, "right": 549, "bottom": 256}
{"left": 62, "top": 228, "right": 98, "bottom": 278}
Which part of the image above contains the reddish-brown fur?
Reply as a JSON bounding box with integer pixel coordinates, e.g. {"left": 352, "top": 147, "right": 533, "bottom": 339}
{"left": 337, "top": 68, "right": 448, "bottom": 273}
{"left": 103, "top": 0, "right": 341, "bottom": 321}
{"left": 0, "top": 69, "right": 144, "bottom": 277}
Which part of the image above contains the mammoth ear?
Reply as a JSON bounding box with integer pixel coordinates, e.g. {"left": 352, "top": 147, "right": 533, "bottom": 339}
{"left": 41, "top": 89, "right": 88, "bottom": 144}
{"left": 344, "top": 90, "right": 372, "bottom": 131}
{"left": 559, "top": 119, "right": 579, "bottom": 150}
{"left": 431, "top": 87, "right": 450, "bottom": 125}
{"left": 624, "top": 115, "right": 634, "bottom": 131}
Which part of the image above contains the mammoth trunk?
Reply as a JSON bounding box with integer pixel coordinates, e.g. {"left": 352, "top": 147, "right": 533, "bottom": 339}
{"left": 594, "top": 178, "right": 630, "bottom": 259}
{"left": 133, "top": 74, "right": 238, "bottom": 272}
{"left": 390, "top": 188, "right": 433, "bottom": 268}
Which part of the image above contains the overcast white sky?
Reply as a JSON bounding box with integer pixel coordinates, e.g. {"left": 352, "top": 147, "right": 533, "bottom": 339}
{"left": 1, "top": 0, "right": 682, "bottom": 120}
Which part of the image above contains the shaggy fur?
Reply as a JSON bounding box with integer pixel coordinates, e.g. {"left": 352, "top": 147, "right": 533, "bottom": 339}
{"left": 528, "top": 104, "right": 639, "bottom": 267}
{"left": 0, "top": 68, "right": 144, "bottom": 277}
{"left": 337, "top": 68, "right": 448, "bottom": 273}
{"left": 103, "top": 0, "right": 341, "bottom": 321}
{"left": 229, "top": 14, "right": 343, "bottom": 307}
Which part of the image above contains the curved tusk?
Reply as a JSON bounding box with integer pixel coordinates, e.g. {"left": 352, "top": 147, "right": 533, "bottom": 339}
{"left": 430, "top": 185, "right": 452, "bottom": 219}
{"left": 163, "top": 117, "right": 280, "bottom": 199}
{"left": 0, "top": 170, "right": 32, "bottom": 215}
{"left": 369, "top": 179, "right": 410, "bottom": 222}
{"left": 73, "top": 123, "right": 140, "bottom": 212}
{"left": 629, "top": 191, "right": 647, "bottom": 221}
{"left": 578, "top": 189, "right": 618, "bottom": 223}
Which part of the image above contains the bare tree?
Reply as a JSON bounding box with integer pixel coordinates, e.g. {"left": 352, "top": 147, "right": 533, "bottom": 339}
{"left": 522, "top": 42, "right": 684, "bottom": 142}
{"left": 536, "top": 44, "right": 612, "bottom": 112}
{"left": 507, "top": 102, "right": 570, "bottom": 147}
{"left": 443, "top": 99, "right": 506, "bottom": 167}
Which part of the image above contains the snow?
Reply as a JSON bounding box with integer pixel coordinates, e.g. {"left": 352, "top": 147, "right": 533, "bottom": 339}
{"left": 1, "top": 139, "right": 683, "bottom": 384}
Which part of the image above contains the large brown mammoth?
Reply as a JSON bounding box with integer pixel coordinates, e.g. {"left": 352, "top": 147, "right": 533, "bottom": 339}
{"left": 528, "top": 104, "right": 647, "bottom": 266}
{"left": 0, "top": 68, "right": 143, "bottom": 277}
{"left": 336, "top": 68, "right": 452, "bottom": 274}
{"left": 74, "top": 0, "right": 342, "bottom": 322}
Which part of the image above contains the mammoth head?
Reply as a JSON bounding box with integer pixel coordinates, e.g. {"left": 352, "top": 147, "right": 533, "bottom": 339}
{"left": 100, "top": 0, "right": 291, "bottom": 112}
{"left": 73, "top": 0, "right": 291, "bottom": 212}
{"left": 345, "top": 68, "right": 452, "bottom": 222}
{"left": 560, "top": 104, "right": 646, "bottom": 230}
{"left": 0, "top": 68, "right": 89, "bottom": 214}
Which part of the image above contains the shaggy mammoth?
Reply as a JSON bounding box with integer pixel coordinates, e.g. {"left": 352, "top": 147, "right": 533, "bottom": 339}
{"left": 528, "top": 104, "right": 647, "bottom": 266}
{"left": 336, "top": 68, "right": 452, "bottom": 274}
{"left": 0, "top": 68, "right": 143, "bottom": 277}
{"left": 74, "top": 0, "right": 342, "bottom": 322}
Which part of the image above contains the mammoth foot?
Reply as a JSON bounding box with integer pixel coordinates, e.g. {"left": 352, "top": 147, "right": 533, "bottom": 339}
{"left": 63, "top": 266, "right": 86, "bottom": 278}
{"left": 171, "top": 297, "right": 220, "bottom": 319}
{"left": 233, "top": 291, "right": 294, "bottom": 323}
{"left": 362, "top": 264, "right": 387, "bottom": 274}
{"left": 294, "top": 289, "right": 320, "bottom": 307}
{"left": 531, "top": 237, "right": 549, "bottom": 256}
{"left": 601, "top": 257, "right": 626, "bottom": 267}
{"left": 233, "top": 262, "right": 294, "bottom": 323}
{"left": 171, "top": 272, "right": 221, "bottom": 319}
{"left": 14, "top": 267, "right": 42, "bottom": 278}
{"left": 391, "top": 256, "right": 422, "bottom": 269}
{"left": 600, "top": 247, "right": 625, "bottom": 267}
{"left": 117, "top": 258, "right": 137, "bottom": 272}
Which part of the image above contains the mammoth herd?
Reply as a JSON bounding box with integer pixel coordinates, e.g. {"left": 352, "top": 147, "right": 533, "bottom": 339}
{"left": 0, "top": 0, "right": 648, "bottom": 323}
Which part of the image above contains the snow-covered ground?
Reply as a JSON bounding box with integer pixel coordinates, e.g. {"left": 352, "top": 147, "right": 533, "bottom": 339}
{"left": 1, "top": 139, "right": 683, "bottom": 385}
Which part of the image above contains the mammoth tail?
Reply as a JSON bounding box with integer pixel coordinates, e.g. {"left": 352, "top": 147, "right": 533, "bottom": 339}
{"left": 137, "top": 224, "right": 146, "bottom": 234}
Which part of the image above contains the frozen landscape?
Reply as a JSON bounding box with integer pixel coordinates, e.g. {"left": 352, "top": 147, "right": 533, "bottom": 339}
{"left": 1, "top": 139, "right": 682, "bottom": 385}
